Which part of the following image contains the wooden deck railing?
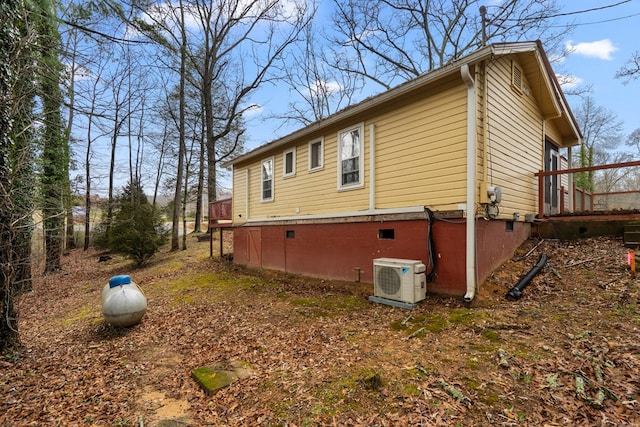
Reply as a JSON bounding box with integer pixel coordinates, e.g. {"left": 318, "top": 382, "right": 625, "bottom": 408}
{"left": 207, "top": 198, "right": 232, "bottom": 257}
{"left": 535, "top": 160, "right": 640, "bottom": 218}
{"left": 560, "top": 184, "right": 594, "bottom": 213}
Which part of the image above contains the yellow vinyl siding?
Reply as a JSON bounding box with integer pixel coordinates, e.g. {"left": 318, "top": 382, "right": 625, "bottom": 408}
{"left": 544, "top": 120, "right": 563, "bottom": 148}
{"left": 233, "top": 74, "right": 470, "bottom": 221}
{"left": 240, "top": 128, "right": 370, "bottom": 220}
{"left": 374, "top": 77, "right": 468, "bottom": 210}
{"left": 476, "top": 62, "right": 488, "bottom": 203}
{"left": 232, "top": 167, "right": 248, "bottom": 224}
{"left": 485, "top": 57, "right": 544, "bottom": 217}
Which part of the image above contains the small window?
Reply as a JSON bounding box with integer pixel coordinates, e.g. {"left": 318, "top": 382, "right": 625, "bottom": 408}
{"left": 505, "top": 221, "right": 514, "bottom": 232}
{"left": 337, "top": 124, "right": 364, "bottom": 190}
{"left": 309, "top": 138, "right": 323, "bottom": 171}
{"left": 261, "top": 157, "right": 274, "bottom": 202}
{"left": 283, "top": 148, "right": 296, "bottom": 178}
{"left": 286, "top": 230, "right": 295, "bottom": 238}
{"left": 378, "top": 229, "right": 395, "bottom": 239}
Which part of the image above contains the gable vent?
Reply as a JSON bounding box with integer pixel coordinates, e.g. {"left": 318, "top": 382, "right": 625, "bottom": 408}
{"left": 511, "top": 61, "right": 523, "bottom": 94}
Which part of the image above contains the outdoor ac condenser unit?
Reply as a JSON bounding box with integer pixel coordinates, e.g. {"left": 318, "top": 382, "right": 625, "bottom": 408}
{"left": 373, "top": 258, "right": 426, "bottom": 304}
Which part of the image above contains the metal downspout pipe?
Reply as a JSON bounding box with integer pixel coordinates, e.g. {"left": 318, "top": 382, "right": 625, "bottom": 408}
{"left": 461, "top": 64, "right": 477, "bottom": 303}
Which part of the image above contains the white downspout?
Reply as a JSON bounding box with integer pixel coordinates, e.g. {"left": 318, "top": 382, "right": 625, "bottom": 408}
{"left": 461, "top": 64, "right": 477, "bottom": 303}
{"left": 567, "top": 147, "right": 573, "bottom": 213}
{"left": 369, "top": 124, "right": 376, "bottom": 211}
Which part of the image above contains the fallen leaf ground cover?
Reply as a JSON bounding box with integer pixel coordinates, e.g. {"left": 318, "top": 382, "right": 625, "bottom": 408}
{"left": 1, "top": 235, "right": 639, "bottom": 426}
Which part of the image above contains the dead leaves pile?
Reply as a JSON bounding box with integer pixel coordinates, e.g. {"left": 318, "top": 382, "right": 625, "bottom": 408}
{"left": 1, "top": 236, "right": 639, "bottom": 426}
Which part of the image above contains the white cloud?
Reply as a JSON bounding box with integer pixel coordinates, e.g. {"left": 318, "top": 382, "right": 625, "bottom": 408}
{"left": 556, "top": 74, "right": 582, "bottom": 90}
{"left": 565, "top": 39, "right": 618, "bottom": 60}
{"left": 65, "top": 62, "right": 93, "bottom": 82}
{"left": 243, "top": 104, "right": 263, "bottom": 117}
{"left": 311, "top": 80, "right": 342, "bottom": 98}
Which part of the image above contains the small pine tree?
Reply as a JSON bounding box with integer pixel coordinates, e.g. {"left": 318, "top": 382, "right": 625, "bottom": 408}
{"left": 108, "top": 180, "right": 169, "bottom": 266}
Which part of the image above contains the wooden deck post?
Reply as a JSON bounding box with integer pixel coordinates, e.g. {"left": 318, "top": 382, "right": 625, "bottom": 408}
{"left": 537, "top": 171, "right": 545, "bottom": 218}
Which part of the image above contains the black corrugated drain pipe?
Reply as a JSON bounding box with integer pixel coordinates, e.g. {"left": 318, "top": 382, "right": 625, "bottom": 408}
{"left": 506, "top": 254, "right": 548, "bottom": 300}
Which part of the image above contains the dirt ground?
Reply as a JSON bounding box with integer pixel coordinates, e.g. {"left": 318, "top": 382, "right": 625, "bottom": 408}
{"left": 1, "top": 235, "right": 639, "bottom": 426}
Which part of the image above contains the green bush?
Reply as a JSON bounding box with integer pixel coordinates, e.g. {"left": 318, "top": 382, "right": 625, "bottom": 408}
{"left": 104, "top": 181, "right": 169, "bottom": 266}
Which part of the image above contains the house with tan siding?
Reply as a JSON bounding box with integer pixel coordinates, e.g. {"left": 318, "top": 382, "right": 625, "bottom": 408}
{"left": 224, "top": 41, "right": 582, "bottom": 301}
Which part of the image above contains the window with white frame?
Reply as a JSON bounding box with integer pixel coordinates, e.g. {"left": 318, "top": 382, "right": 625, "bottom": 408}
{"left": 338, "top": 124, "right": 364, "bottom": 189}
{"left": 308, "top": 138, "right": 323, "bottom": 171}
{"left": 283, "top": 148, "right": 296, "bottom": 178}
{"left": 261, "top": 157, "right": 274, "bottom": 202}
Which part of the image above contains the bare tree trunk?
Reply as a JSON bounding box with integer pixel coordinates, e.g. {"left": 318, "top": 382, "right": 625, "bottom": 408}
{"left": 153, "top": 124, "right": 168, "bottom": 208}
{"left": 64, "top": 31, "right": 79, "bottom": 251}
{"left": 193, "top": 115, "right": 205, "bottom": 234}
{"left": 84, "top": 95, "right": 96, "bottom": 250}
{"left": 107, "top": 114, "right": 117, "bottom": 233}
{"left": 39, "top": 0, "right": 67, "bottom": 273}
{"left": 182, "top": 165, "right": 188, "bottom": 250}
{"left": 0, "top": 32, "right": 18, "bottom": 349}
{"left": 171, "top": 0, "right": 187, "bottom": 251}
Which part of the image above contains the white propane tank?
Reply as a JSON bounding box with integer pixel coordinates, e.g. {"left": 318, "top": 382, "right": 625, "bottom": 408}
{"left": 102, "top": 275, "right": 147, "bottom": 327}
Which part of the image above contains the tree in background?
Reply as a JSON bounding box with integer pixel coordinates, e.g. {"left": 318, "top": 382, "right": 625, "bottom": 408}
{"left": 108, "top": 180, "right": 168, "bottom": 266}
{"left": 126, "top": 0, "right": 311, "bottom": 243}
{"left": 328, "top": 0, "right": 571, "bottom": 91}
{"left": 36, "top": 0, "right": 68, "bottom": 273}
{"left": 278, "top": 20, "right": 361, "bottom": 126}
{"left": 0, "top": 0, "right": 22, "bottom": 353}
{"left": 616, "top": 51, "right": 640, "bottom": 83}
{"left": 1, "top": 0, "right": 39, "bottom": 353}
{"left": 11, "top": 4, "right": 38, "bottom": 294}
{"left": 573, "top": 96, "right": 623, "bottom": 192}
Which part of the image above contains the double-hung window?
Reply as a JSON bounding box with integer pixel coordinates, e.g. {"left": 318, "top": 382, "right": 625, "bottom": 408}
{"left": 261, "top": 157, "right": 274, "bottom": 202}
{"left": 308, "top": 138, "right": 323, "bottom": 171}
{"left": 283, "top": 148, "right": 296, "bottom": 178}
{"left": 338, "top": 124, "right": 364, "bottom": 189}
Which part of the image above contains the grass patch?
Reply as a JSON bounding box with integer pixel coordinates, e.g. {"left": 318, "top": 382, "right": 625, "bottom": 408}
{"left": 514, "top": 345, "right": 550, "bottom": 362}
{"left": 610, "top": 303, "right": 638, "bottom": 318}
{"left": 276, "top": 368, "right": 390, "bottom": 421}
{"left": 403, "top": 383, "right": 422, "bottom": 396}
{"left": 465, "top": 356, "right": 481, "bottom": 370}
{"left": 161, "top": 270, "right": 264, "bottom": 304}
{"left": 290, "top": 295, "right": 368, "bottom": 317}
{"left": 391, "top": 309, "right": 490, "bottom": 338}
{"left": 462, "top": 377, "right": 481, "bottom": 391}
{"left": 391, "top": 313, "right": 448, "bottom": 334}
{"left": 469, "top": 343, "right": 500, "bottom": 354}
{"left": 481, "top": 329, "right": 502, "bottom": 342}
{"left": 449, "top": 308, "right": 488, "bottom": 326}
{"left": 61, "top": 303, "right": 101, "bottom": 327}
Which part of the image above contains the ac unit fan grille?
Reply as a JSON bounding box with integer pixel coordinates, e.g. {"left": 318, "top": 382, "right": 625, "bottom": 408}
{"left": 376, "top": 266, "right": 401, "bottom": 296}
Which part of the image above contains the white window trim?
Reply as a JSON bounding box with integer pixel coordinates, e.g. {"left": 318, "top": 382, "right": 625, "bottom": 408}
{"left": 283, "top": 147, "right": 296, "bottom": 178}
{"left": 308, "top": 137, "right": 324, "bottom": 172}
{"left": 337, "top": 123, "right": 365, "bottom": 190}
{"left": 261, "top": 156, "right": 274, "bottom": 202}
